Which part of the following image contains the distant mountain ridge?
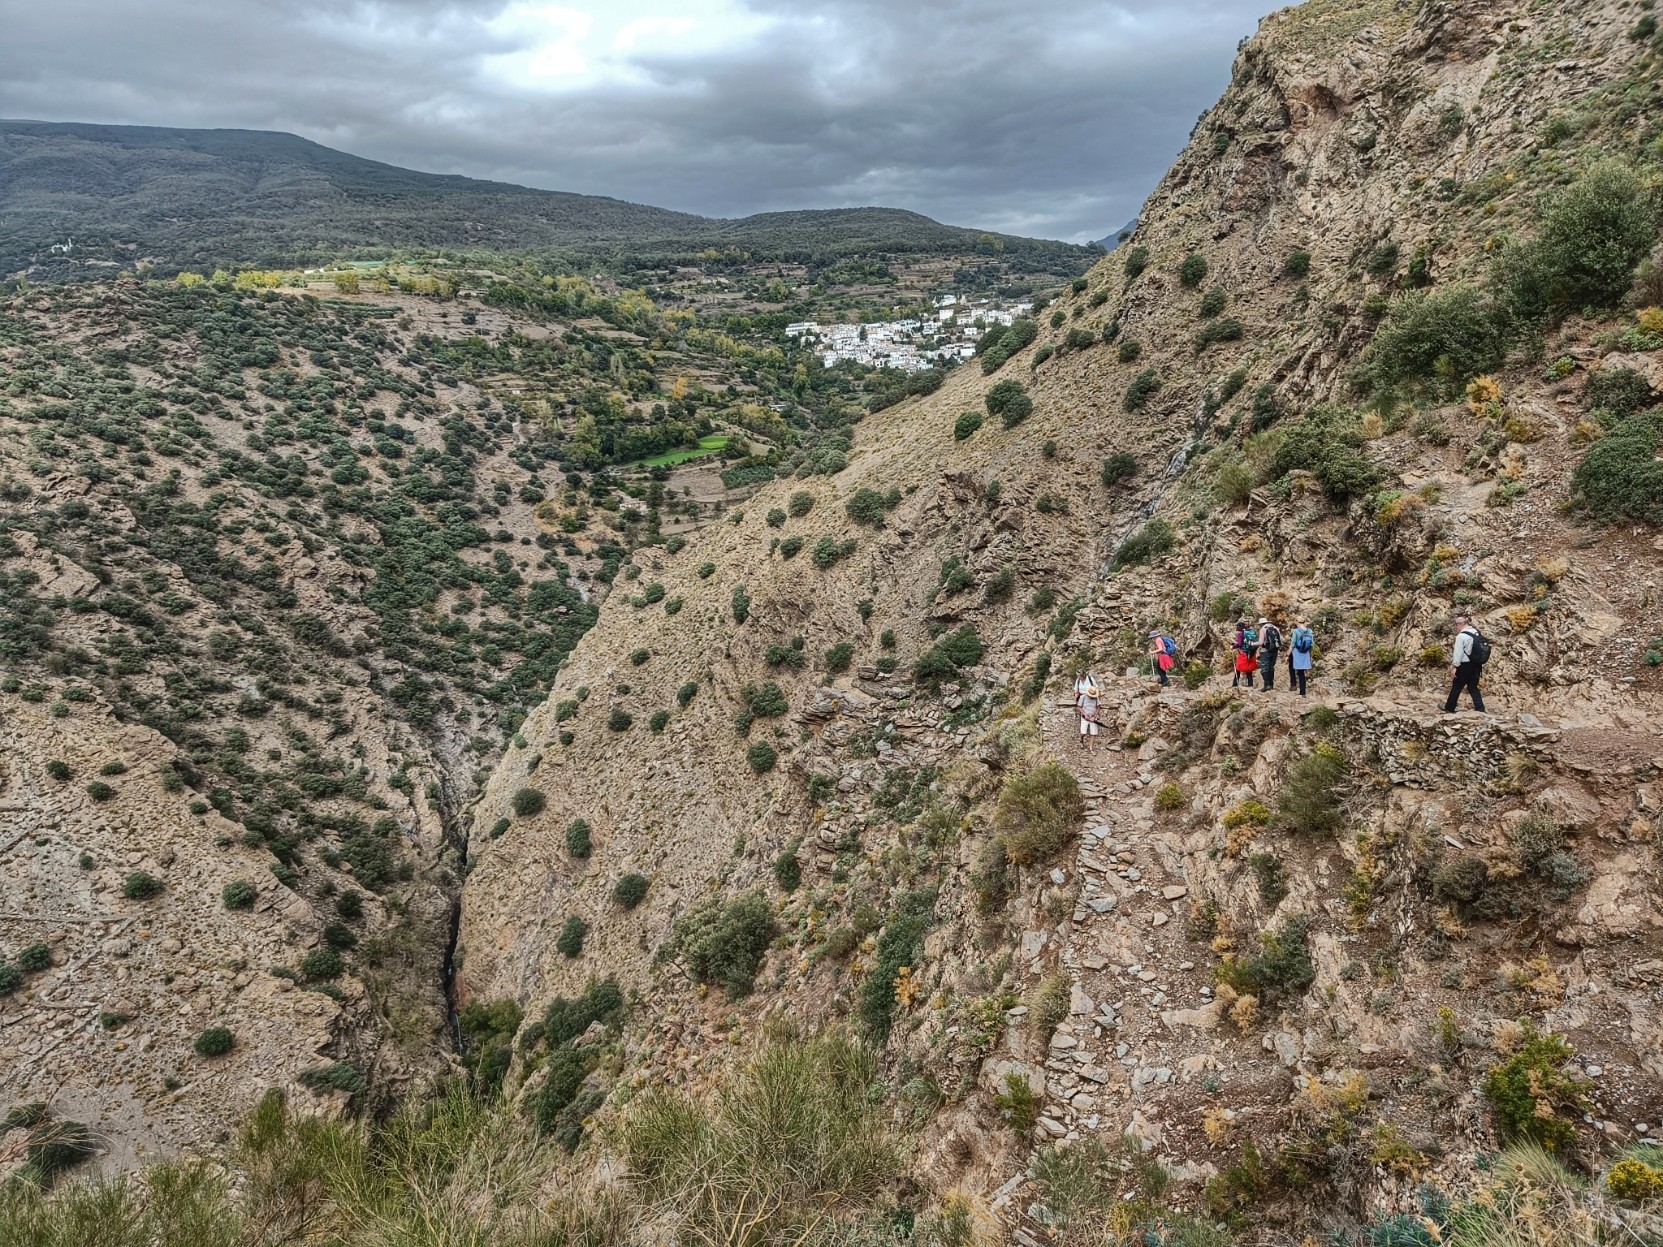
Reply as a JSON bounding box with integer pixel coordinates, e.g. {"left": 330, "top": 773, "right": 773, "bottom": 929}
{"left": 0, "top": 119, "right": 1093, "bottom": 276}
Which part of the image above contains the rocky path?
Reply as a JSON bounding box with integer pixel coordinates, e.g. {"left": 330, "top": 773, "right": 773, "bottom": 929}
{"left": 993, "top": 669, "right": 1660, "bottom": 1228}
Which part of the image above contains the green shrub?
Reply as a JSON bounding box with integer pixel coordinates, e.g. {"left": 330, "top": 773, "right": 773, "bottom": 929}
{"left": 996, "top": 1073, "right": 1041, "bottom": 1133}
{"left": 1483, "top": 1024, "right": 1585, "bottom": 1151}
{"left": 222, "top": 880, "right": 256, "bottom": 910}
{"left": 1216, "top": 459, "right": 1254, "bottom": 506}
{"left": 732, "top": 583, "right": 751, "bottom": 623}
{"left": 939, "top": 558, "right": 975, "bottom": 594}
{"left": 773, "top": 845, "right": 801, "bottom": 892}
{"left": 858, "top": 888, "right": 935, "bottom": 1041}
{"left": 45, "top": 760, "right": 71, "bottom": 781}
{"left": 1364, "top": 284, "right": 1506, "bottom": 391}
{"left": 98, "top": 760, "right": 128, "bottom": 776}
{"left": 913, "top": 625, "right": 984, "bottom": 687}
{"left": 649, "top": 709, "right": 670, "bottom": 733}
{"left": 488, "top": 816, "right": 511, "bottom": 839}
{"left": 298, "top": 1061, "right": 368, "bottom": 1095}
{"left": 747, "top": 741, "right": 778, "bottom": 774}
{"left": 323, "top": 924, "right": 357, "bottom": 951}
{"left": 845, "top": 488, "right": 887, "bottom": 526}
{"left": 1275, "top": 743, "right": 1348, "bottom": 836}
{"left": 613, "top": 872, "right": 650, "bottom": 909}
{"left": 1123, "top": 246, "right": 1150, "bottom": 280}
{"left": 765, "top": 507, "right": 787, "bottom": 528}
{"left": 1584, "top": 366, "right": 1652, "bottom": 420}
{"left": 1111, "top": 518, "right": 1176, "bottom": 570}
{"left": 985, "top": 379, "right": 1033, "bottom": 428}
{"left": 744, "top": 682, "right": 790, "bottom": 718}
{"left": 1496, "top": 162, "right": 1657, "bottom": 322}
{"left": 1194, "top": 317, "right": 1244, "bottom": 352}
{"left": 1101, "top": 453, "right": 1137, "bottom": 487}
{"left": 698, "top": 561, "right": 716, "bottom": 578}
{"left": 996, "top": 763, "right": 1084, "bottom": 866}
{"left": 1284, "top": 251, "right": 1312, "bottom": 278}
{"left": 1367, "top": 241, "right": 1400, "bottom": 277}
{"left": 123, "top": 872, "right": 162, "bottom": 900}
{"left": 1199, "top": 287, "right": 1227, "bottom": 318}
{"left": 337, "top": 892, "right": 363, "bottom": 920}
{"left": 301, "top": 947, "right": 343, "bottom": 981}
{"left": 1182, "top": 659, "right": 1210, "bottom": 690}
{"left": 556, "top": 916, "right": 586, "bottom": 958}
{"left": 85, "top": 781, "right": 115, "bottom": 802}
{"left": 984, "top": 564, "right": 1016, "bottom": 603}
{"left": 677, "top": 681, "right": 700, "bottom": 708}
{"left": 0, "top": 963, "right": 20, "bottom": 995}
{"left": 953, "top": 410, "right": 983, "bottom": 440}
{"left": 810, "top": 535, "right": 842, "bottom": 568}
{"left": 659, "top": 892, "right": 775, "bottom": 996}
{"left": 1179, "top": 253, "right": 1209, "bottom": 287}
{"left": 607, "top": 707, "right": 633, "bottom": 732}
{"left": 1269, "top": 405, "right": 1381, "bottom": 502}
{"left": 1571, "top": 412, "right": 1663, "bottom": 524}
{"left": 824, "top": 641, "right": 856, "bottom": 674}
{"left": 566, "top": 819, "right": 593, "bottom": 859}
{"left": 629, "top": 647, "right": 650, "bottom": 666}
{"left": 193, "top": 1027, "right": 235, "bottom": 1057}
{"left": 1117, "top": 338, "right": 1142, "bottom": 364}
{"left": 1123, "top": 368, "right": 1162, "bottom": 411}
{"left": 512, "top": 787, "right": 545, "bottom": 817}
{"left": 1249, "top": 853, "right": 1288, "bottom": 906}
{"left": 20, "top": 1118, "right": 94, "bottom": 1183}
{"left": 778, "top": 535, "right": 804, "bottom": 559}
{"left": 1215, "top": 916, "right": 1315, "bottom": 1001}
{"left": 14, "top": 942, "right": 48, "bottom": 974}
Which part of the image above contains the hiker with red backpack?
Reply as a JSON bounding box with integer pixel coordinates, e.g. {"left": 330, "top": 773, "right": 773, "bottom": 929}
{"left": 1148, "top": 630, "right": 1177, "bottom": 687}
{"left": 1231, "top": 619, "right": 1259, "bottom": 688}
{"left": 1444, "top": 614, "right": 1489, "bottom": 713}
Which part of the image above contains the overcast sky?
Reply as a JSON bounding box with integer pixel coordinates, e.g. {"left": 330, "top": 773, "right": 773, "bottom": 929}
{"left": 0, "top": 0, "right": 1271, "bottom": 242}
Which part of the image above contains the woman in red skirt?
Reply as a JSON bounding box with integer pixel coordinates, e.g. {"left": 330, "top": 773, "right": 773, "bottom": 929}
{"left": 1231, "top": 619, "right": 1259, "bottom": 689}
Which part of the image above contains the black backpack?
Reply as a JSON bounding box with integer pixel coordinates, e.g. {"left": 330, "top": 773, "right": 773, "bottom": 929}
{"left": 1467, "top": 628, "right": 1491, "bottom": 666}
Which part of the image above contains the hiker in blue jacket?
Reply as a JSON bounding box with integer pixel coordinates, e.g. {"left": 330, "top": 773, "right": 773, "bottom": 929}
{"left": 1288, "top": 618, "right": 1314, "bottom": 697}
{"left": 1444, "top": 614, "right": 1487, "bottom": 713}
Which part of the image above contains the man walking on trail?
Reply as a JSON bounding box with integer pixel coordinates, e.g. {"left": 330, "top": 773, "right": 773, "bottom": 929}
{"left": 1257, "top": 617, "right": 1282, "bottom": 691}
{"left": 1288, "top": 618, "right": 1314, "bottom": 697}
{"left": 1445, "top": 614, "right": 1488, "bottom": 713}
{"left": 1074, "top": 671, "right": 1102, "bottom": 753}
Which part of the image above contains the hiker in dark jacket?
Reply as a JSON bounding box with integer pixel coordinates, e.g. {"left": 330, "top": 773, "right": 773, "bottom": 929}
{"left": 1444, "top": 614, "right": 1487, "bottom": 713}
{"left": 1257, "top": 617, "right": 1282, "bottom": 691}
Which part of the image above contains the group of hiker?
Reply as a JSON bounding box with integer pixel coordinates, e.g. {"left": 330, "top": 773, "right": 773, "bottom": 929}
{"left": 1070, "top": 612, "right": 1492, "bottom": 746}
{"left": 1220, "top": 616, "right": 1315, "bottom": 696}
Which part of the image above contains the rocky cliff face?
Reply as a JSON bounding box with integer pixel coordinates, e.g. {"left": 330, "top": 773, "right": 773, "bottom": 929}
{"left": 458, "top": 0, "right": 1663, "bottom": 1236}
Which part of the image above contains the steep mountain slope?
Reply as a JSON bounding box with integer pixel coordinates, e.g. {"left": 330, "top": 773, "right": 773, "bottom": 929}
{"left": 0, "top": 121, "right": 1094, "bottom": 276}
{"left": 456, "top": 0, "right": 1663, "bottom": 1239}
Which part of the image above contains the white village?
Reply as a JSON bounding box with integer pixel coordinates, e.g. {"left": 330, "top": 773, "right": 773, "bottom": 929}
{"left": 785, "top": 292, "right": 1034, "bottom": 372}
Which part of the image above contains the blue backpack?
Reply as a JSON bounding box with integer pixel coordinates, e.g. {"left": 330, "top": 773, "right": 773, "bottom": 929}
{"left": 1292, "top": 627, "right": 1314, "bottom": 654}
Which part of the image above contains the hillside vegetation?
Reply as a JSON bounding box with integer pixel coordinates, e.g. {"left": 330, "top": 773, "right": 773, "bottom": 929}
{"left": 7, "top": 0, "right": 1663, "bottom": 1244}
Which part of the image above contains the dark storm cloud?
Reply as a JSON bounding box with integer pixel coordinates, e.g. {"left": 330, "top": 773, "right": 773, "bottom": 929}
{"left": 0, "top": 0, "right": 1269, "bottom": 240}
